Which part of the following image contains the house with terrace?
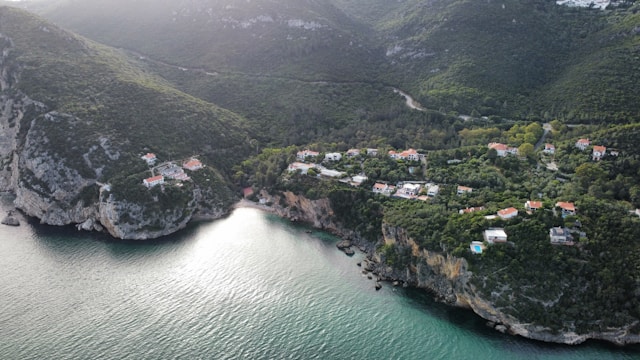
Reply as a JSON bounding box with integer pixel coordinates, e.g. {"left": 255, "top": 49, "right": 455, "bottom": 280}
{"left": 525, "top": 200, "right": 543, "bottom": 212}
{"left": 488, "top": 142, "right": 518, "bottom": 157}
{"left": 575, "top": 138, "right": 590, "bottom": 151}
{"left": 497, "top": 207, "right": 519, "bottom": 220}
{"left": 549, "top": 227, "right": 575, "bottom": 245}
{"left": 143, "top": 175, "right": 164, "bottom": 188}
{"left": 457, "top": 185, "right": 473, "bottom": 195}
{"left": 297, "top": 149, "right": 319, "bottom": 160}
{"left": 592, "top": 145, "right": 606, "bottom": 161}
{"left": 483, "top": 228, "right": 508, "bottom": 244}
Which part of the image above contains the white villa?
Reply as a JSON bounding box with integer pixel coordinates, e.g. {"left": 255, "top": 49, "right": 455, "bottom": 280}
{"left": 389, "top": 148, "right": 422, "bottom": 161}
{"left": 575, "top": 138, "right": 590, "bottom": 150}
{"left": 297, "top": 149, "right": 319, "bottom": 160}
{"left": 525, "top": 200, "right": 543, "bottom": 212}
{"left": 183, "top": 158, "right": 203, "bottom": 171}
{"left": 483, "top": 228, "right": 508, "bottom": 244}
{"left": 325, "top": 152, "right": 342, "bottom": 161}
{"left": 457, "top": 185, "right": 473, "bottom": 195}
{"left": 426, "top": 184, "right": 440, "bottom": 197}
{"left": 141, "top": 153, "right": 157, "bottom": 165}
{"left": 288, "top": 162, "right": 316, "bottom": 174}
{"left": 497, "top": 207, "right": 518, "bottom": 220}
{"left": 143, "top": 175, "right": 164, "bottom": 188}
{"left": 488, "top": 142, "right": 518, "bottom": 157}
{"left": 592, "top": 145, "right": 606, "bottom": 161}
{"left": 543, "top": 144, "right": 555, "bottom": 155}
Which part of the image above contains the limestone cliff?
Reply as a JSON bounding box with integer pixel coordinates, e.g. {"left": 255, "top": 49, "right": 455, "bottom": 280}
{"left": 0, "top": 31, "right": 233, "bottom": 240}
{"left": 263, "top": 190, "right": 640, "bottom": 345}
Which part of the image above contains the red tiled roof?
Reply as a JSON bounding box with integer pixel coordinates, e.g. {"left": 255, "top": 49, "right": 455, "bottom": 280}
{"left": 593, "top": 145, "right": 606, "bottom": 153}
{"left": 527, "top": 201, "right": 542, "bottom": 209}
{"left": 458, "top": 186, "right": 472, "bottom": 191}
{"left": 489, "top": 143, "right": 508, "bottom": 151}
{"left": 142, "top": 153, "right": 156, "bottom": 159}
{"left": 145, "top": 175, "right": 163, "bottom": 182}
{"left": 577, "top": 138, "right": 590, "bottom": 144}
{"left": 498, "top": 207, "right": 518, "bottom": 217}
{"left": 556, "top": 202, "right": 575, "bottom": 211}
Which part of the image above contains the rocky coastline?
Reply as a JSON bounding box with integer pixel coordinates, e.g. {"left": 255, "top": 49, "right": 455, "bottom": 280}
{"left": 249, "top": 190, "right": 640, "bottom": 346}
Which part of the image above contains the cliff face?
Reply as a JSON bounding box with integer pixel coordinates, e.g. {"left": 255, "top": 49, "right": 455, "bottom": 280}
{"left": 0, "top": 32, "right": 232, "bottom": 240}
{"left": 267, "top": 190, "right": 640, "bottom": 345}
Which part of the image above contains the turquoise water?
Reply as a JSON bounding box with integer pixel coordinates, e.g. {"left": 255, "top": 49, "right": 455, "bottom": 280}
{"left": 0, "top": 204, "right": 638, "bottom": 359}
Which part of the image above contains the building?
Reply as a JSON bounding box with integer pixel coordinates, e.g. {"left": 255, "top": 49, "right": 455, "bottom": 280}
{"left": 483, "top": 228, "right": 508, "bottom": 244}
{"left": 497, "top": 207, "right": 519, "bottom": 220}
{"left": 319, "top": 168, "right": 344, "bottom": 178}
{"left": 549, "top": 227, "right": 574, "bottom": 245}
{"left": 556, "top": 201, "right": 576, "bottom": 217}
{"left": 350, "top": 175, "right": 368, "bottom": 186}
{"left": 401, "top": 183, "right": 421, "bottom": 196}
{"left": 183, "top": 158, "right": 203, "bottom": 171}
{"left": 389, "top": 148, "right": 421, "bottom": 161}
{"left": 457, "top": 185, "right": 473, "bottom": 195}
{"left": 324, "top": 152, "right": 342, "bottom": 161}
{"left": 372, "top": 182, "right": 395, "bottom": 196}
{"left": 575, "top": 138, "right": 590, "bottom": 151}
{"left": 488, "top": 142, "right": 518, "bottom": 157}
{"left": 459, "top": 206, "right": 485, "bottom": 214}
{"left": 288, "top": 162, "right": 315, "bottom": 174}
{"left": 141, "top": 153, "right": 157, "bottom": 165}
{"left": 346, "top": 149, "right": 361, "bottom": 157}
{"left": 592, "top": 145, "right": 606, "bottom": 161}
{"left": 525, "top": 200, "right": 543, "bottom": 212}
{"left": 426, "top": 184, "right": 440, "bottom": 197}
{"left": 366, "top": 148, "right": 378, "bottom": 156}
{"left": 296, "top": 149, "right": 319, "bottom": 160}
{"left": 543, "top": 144, "right": 555, "bottom": 155}
{"left": 143, "top": 175, "right": 164, "bottom": 188}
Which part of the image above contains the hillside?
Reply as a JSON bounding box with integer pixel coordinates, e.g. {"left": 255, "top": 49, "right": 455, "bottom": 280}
{"left": 0, "top": 6, "right": 251, "bottom": 238}
{"left": 40, "top": 0, "right": 387, "bottom": 82}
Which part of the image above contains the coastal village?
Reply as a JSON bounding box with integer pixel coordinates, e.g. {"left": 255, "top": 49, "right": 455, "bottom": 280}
{"left": 282, "top": 134, "right": 621, "bottom": 257}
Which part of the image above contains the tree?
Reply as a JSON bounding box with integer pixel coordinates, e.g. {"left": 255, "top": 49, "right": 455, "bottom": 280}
{"left": 518, "top": 143, "right": 534, "bottom": 158}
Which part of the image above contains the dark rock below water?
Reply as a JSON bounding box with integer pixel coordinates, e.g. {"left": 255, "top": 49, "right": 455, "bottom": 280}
{"left": 342, "top": 247, "right": 355, "bottom": 256}
{"left": 375, "top": 282, "right": 382, "bottom": 291}
{"left": 356, "top": 262, "right": 362, "bottom": 267}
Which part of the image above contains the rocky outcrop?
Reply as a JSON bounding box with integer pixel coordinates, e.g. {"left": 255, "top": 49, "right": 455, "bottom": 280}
{"left": 261, "top": 190, "right": 640, "bottom": 345}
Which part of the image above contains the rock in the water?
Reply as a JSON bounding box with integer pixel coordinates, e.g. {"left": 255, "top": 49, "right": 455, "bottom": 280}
{"left": 336, "top": 240, "right": 352, "bottom": 249}
{"left": 375, "top": 282, "right": 382, "bottom": 291}
{"left": 1, "top": 214, "right": 19, "bottom": 226}
{"left": 356, "top": 262, "right": 362, "bottom": 267}
{"left": 495, "top": 325, "right": 508, "bottom": 334}
{"left": 342, "top": 247, "right": 355, "bottom": 256}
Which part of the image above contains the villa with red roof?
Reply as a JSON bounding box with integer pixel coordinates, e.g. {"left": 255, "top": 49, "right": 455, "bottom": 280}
{"left": 497, "top": 207, "right": 519, "bottom": 220}
{"left": 556, "top": 201, "right": 576, "bottom": 217}
{"left": 592, "top": 145, "right": 606, "bottom": 161}
{"left": 457, "top": 185, "right": 473, "bottom": 195}
{"left": 389, "top": 148, "right": 421, "bottom": 161}
{"left": 525, "top": 200, "right": 543, "bottom": 212}
{"left": 297, "top": 149, "right": 319, "bottom": 160}
{"left": 488, "top": 142, "right": 518, "bottom": 157}
{"left": 575, "top": 138, "right": 590, "bottom": 151}
{"left": 141, "top": 153, "right": 157, "bottom": 165}
{"left": 543, "top": 144, "right": 555, "bottom": 155}
{"left": 143, "top": 175, "right": 164, "bottom": 188}
{"left": 183, "top": 158, "right": 203, "bottom": 171}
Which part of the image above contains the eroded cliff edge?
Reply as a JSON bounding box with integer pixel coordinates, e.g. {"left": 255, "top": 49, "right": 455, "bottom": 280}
{"left": 0, "top": 31, "right": 235, "bottom": 239}
{"left": 264, "top": 190, "right": 640, "bottom": 346}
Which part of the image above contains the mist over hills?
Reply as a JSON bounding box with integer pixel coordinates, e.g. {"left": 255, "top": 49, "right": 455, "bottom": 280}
{"left": 29, "top": 0, "right": 640, "bottom": 125}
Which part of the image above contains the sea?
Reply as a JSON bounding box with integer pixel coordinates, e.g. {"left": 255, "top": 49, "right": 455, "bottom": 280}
{"left": 1, "top": 197, "right": 638, "bottom": 359}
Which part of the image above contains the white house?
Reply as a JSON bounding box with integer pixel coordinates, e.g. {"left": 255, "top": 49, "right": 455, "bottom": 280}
{"left": 543, "top": 144, "right": 555, "bottom": 155}
{"left": 488, "top": 142, "right": 518, "bottom": 157}
{"left": 141, "top": 153, "right": 157, "bottom": 165}
{"left": 346, "top": 149, "right": 361, "bottom": 157}
{"left": 525, "top": 200, "right": 543, "bottom": 212}
{"left": 457, "top": 185, "right": 473, "bottom": 195}
{"left": 366, "top": 148, "right": 378, "bottom": 156}
{"left": 297, "top": 149, "right": 319, "bottom": 160}
{"left": 324, "top": 152, "right": 342, "bottom": 161}
{"left": 389, "top": 148, "right": 422, "bottom": 161}
{"left": 549, "top": 227, "right": 574, "bottom": 245}
{"left": 497, "top": 207, "right": 518, "bottom": 220}
{"left": 575, "top": 138, "right": 590, "bottom": 151}
{"left": 459, "top": 206, "right": 485, "bottom": 214}
{"left": 427, "top": 184, "right": 440, "bottom": 197}
{"left": 483, "top": 228, "right": 508, "bottom": 244}
{"left": 372, "top": 182, "right": 395, "bottom": 196}
{"left": 592, "top": 145, "right": 606, "bottom": 161}
{"left": 288, "top": 162, "right": 315, "bottom": 174}
{"left": 143, "top": 175, "right": 164, "bottom": 188}
{"left": 401, "top": 183, "right": 421, "bottom": 196}
{"left": 319, "top": 168, "right": 344, "bottom": 178}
